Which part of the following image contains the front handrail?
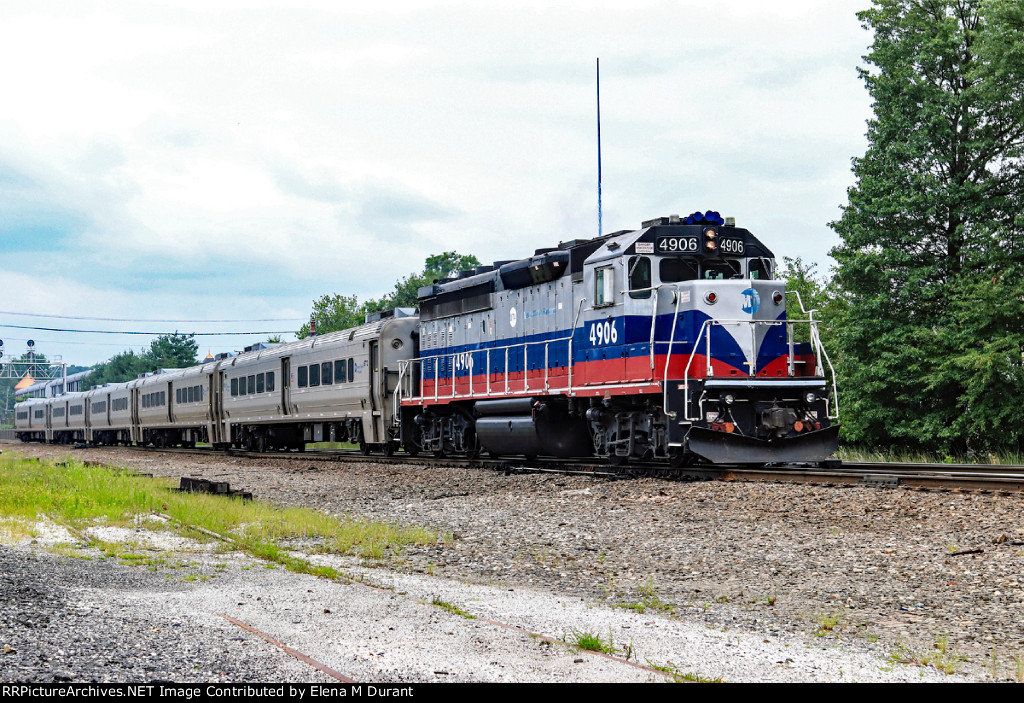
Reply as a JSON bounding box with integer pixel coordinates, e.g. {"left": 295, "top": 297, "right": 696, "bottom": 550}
{"left": 674, "top": 317, "right": 839, "bottom": 421}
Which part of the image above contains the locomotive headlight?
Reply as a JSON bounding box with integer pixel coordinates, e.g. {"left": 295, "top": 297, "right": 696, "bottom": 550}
{"left": 703, "top": 227, "right": 718, "bottom": 253}
{"left": 804, "top": 391, "right": 816, "bottom": 404}
{"left": 722, "top": 393, "right": 735, "bottom": 405}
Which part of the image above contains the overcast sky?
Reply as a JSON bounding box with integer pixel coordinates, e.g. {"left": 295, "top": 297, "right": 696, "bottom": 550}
{"left": 0, "top": 0, "right": 874, "bottom": 368}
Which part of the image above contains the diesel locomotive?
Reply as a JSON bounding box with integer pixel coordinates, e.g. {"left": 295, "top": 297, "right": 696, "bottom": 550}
{"left": 15, "top": 211, "right": 839, "bottom": 466}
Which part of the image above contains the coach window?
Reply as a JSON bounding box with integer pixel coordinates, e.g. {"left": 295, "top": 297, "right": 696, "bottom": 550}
{"left": 298, "top": 366, "right": 308, "bottom": 388}
{"left": 627, "top": 256, "right": 651, "bottom": 299}
{"left": 322, "top": 361, "right": 333, "bottom": 385}
{"left": 660, "top": 257, "right": 699, "bottom": 283}
{"left": 256, "top": 373, "right": 265, "bottom": 393}
{"left": 309, "top": 363, "right": 320, "bottom": 387}
{"left": 231, "top": 378, "right": 239, "bottom": 396}
{"left": 267, "top": 371, "right": 275, "bottom": 392}
{"left": 595, "top": 266, "right": 615, "bottom": 306}
{"left": 187, "top": 386, "right": 195, "bottom": 403}
{"left": 335, "top": 359, "right": 346, "bottom": 383}
{"left": 348, "top": 358, "right": 355, "bottom": 382}
{"left": 176, "top": 389, "right": 182, "bottom": 404}
{"left": 246, "top": 375, "right": 255, "bottom": 394}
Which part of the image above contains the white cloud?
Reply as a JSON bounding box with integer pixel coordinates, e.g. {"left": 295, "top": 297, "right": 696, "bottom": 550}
{"left": 0, "top": 0, "right": 873, "bottom": 365}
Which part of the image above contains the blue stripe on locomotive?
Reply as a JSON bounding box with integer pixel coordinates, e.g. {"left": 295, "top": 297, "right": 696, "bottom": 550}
{"left": 419, "top": 310, "right": 799, "bottom": 380}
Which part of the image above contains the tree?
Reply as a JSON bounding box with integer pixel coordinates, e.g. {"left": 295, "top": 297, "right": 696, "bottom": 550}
{"left": 778, "top": 257, "right": 841, "bottom": 345}
{"left": 297, "top": 293, "right": 367, "bottom": 338}
{"left": 377, "top": 251, "right": 482, "bottom": 310}
{"left": 830, "top": 0, "right": 1024, "bottom": 455}
{"left": 79, "top": 333, "right": 199, "bottom": 388}
{"left": 147, "top": 332, "right": 198, "bottom": 369}
{"left": 299, "top": 251, "right": 480, "bottom": 337}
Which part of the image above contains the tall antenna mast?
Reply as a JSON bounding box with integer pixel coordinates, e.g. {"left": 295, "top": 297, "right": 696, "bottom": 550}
{"left": 596, "top": 57, "right": 602, "bottom": 238}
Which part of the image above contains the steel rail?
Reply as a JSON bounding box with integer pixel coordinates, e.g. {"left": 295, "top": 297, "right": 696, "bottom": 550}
{"left": 10, "top": 438, "right": 1024, "bottom": 492}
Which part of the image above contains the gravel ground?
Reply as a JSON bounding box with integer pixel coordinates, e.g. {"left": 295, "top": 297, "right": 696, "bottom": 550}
{"left": 4, "top": 441, "right": 1022, "bottom": 682}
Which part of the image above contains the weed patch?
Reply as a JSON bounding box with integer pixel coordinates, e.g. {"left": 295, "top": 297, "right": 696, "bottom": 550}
{"left": 430, "top": 598, "right": 476, "bottom": 620}
{"left": 0, "top": 452, "right": 444, "bottom": 581}
{"left": 646, "top": 660, "right": 724, "bottom": 683}
{"left": 564, "top": 628, "right": 617, "bottom": 654}
{"left": 889, "top": 636, "right": 965, "bottom": 675}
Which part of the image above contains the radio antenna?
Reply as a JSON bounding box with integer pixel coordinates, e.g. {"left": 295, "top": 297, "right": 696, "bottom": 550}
{"left": 596, "top": 57, "right": 602, "bottom": 238}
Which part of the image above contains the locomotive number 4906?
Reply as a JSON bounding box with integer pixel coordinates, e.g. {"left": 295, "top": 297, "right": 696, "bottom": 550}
{"left": 656, "top": 236, "right": 699, "bottom": 253}
{"left": 589, "top": 320, "right": 618, "bottom": 346}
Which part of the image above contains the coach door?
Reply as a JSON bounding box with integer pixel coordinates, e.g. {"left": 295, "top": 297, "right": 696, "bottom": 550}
{"left": 368, "top": 341, "right": 382, "bottom": 442}
{"left": 209, "top": 373, "right": 222, "bottom": 446}
{"left": 281, "top": 357, "right": 292, "bottom": 415}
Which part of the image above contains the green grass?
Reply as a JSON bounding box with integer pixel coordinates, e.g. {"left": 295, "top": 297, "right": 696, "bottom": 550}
{"left": 646, "top": 660, "right": 724, "bottom": 683}
{"left": 564, "top": 628, "right": 617, "bottom": 654}
{"left": 839, "top": 445, "right": 1024, "bottom": 465}
{"left": 812, "top": 611, "right": 843, "bottom": 637}
{"left": 889, "top": 636, "right": 965, "bottom": 675}
{"left": 614, "top": 577, "right": 677, "bottom": 615}
{"left": 0, "top": 451, "right": 443, "bottom": 575}
{"left": 431, "top": 597, "right": 476, "bottom": 619}
{"left": 306, "top": 441, "right": 360, "bottom": 450}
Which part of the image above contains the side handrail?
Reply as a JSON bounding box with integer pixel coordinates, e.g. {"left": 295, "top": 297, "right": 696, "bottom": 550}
{"left": 394, "top": 298, "right": 587, "bottom": 411}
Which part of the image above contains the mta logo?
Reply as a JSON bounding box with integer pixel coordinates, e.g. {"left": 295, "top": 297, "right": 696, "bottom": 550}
{"left": 741, "top": 288, "right": 760, "bottom": 314}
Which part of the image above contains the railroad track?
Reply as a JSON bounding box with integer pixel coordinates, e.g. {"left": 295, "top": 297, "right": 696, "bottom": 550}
{"left": 41, "top": 440, "right": 1024, "bottom": 493}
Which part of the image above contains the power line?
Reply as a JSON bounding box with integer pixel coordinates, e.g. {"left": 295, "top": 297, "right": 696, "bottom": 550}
{"left": 0, "top": 311, "right": 299, "bottom": 325}
{"left": 0, "top": 336, "right": 236, "bottom": 348}
{"left": 0, "top": 324, "right": 292, "bottom": 336}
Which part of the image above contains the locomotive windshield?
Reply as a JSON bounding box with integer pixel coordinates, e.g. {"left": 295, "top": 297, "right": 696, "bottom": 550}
{"left": 659, "top": 257, "right": 699, "bottom": 282}
{"left": 702, "top": 259, "right": 742, "bottom": 279}
{"left": 659, "top": 257, "right": 747, "bottom": 281}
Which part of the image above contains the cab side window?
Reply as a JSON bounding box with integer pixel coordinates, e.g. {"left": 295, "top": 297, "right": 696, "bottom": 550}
{"left": 595, "top": 266, "right": 615, "bottom": 306}
{"left": 627, "top": 256, "right": 651, "bottom": 299}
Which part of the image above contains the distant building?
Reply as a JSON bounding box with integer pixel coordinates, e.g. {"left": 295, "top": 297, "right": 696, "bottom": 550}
{"left": 14, "top": 370, "right": 92, "bottom": 399}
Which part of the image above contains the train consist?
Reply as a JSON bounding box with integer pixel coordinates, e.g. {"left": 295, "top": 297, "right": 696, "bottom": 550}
{"left": 14, "top": 212, "right": 839, "bottom": 466}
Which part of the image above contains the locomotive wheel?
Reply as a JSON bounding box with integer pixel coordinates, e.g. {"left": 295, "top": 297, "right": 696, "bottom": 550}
{"left": 383, "top": 442, "right": 395, "bottom": 457}
{"left": 606, "top": 433, "right": 626, "bottom": 466}
{"left": 360, "top": 442, "right": 371, "bottom": 456}
{"left": 463, "top": 434, "right": 481, "bottom": 459}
